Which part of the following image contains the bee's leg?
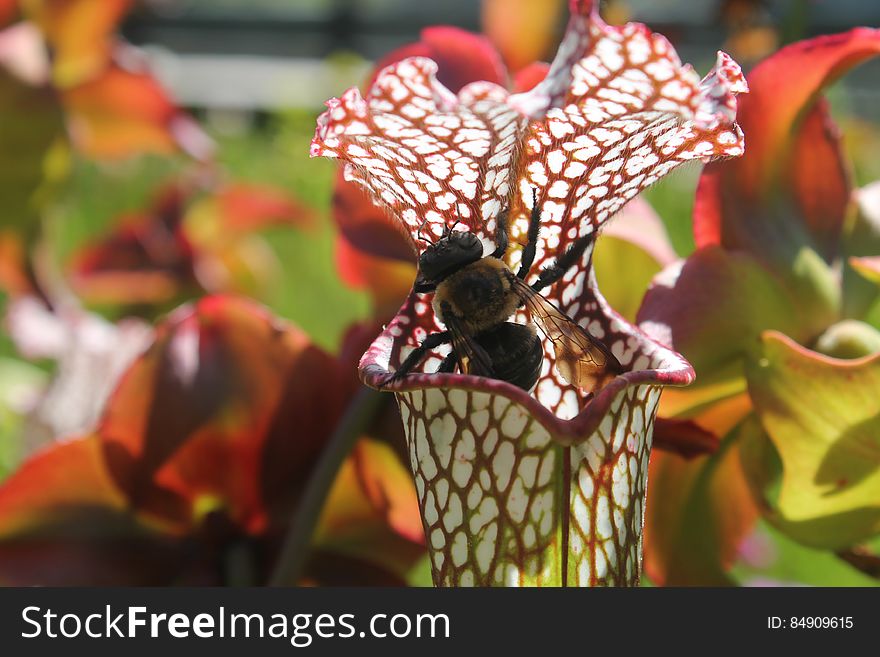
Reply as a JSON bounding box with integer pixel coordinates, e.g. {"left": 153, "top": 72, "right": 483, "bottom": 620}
{"left": 381, "top": 330, "right": 452, "bottom": 386}
{"left": 530, "top": 229, "right": 595, "bottom": 293}
{"left": 436, "top": 351, "right": 458, "bottom": 373}
{"left": 516, "top": 187, "right": 542, "bottom": 279}
{"left": 490, "top": 207, "right": 509, "bottom": 258}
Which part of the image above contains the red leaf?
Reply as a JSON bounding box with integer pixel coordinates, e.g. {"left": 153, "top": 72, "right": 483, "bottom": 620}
{"left": 786, "top": 100, "right": 851, "bottom": 257}
{"left": 0, "top": 437, "right": 196, "bottom": 586}
{"left": 0, "top": 0, "right": 18, "bottom": 27}
{"left": 371, "top": 26, "right": 508, "bottom": 94}
{"left": 97, "top": 296, "right": 348, "bottom": 535}
{"left": 653, "top": 417, "right": 719, "bottom": 459}
{"left": 694, "top": 29, "right": 880, "bottom": 265}
{"left": 512, "top": 61, "right": 550, "bottom": 92}
{"left": 69, "top": 184, "right": 198, "bottom": 304}
{"left": 217, "top": 183, "right": 317, "bottom": 232}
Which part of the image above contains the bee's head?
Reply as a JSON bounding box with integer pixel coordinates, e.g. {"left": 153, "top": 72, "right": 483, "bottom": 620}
{"left": 414, "top": 229, "right": 483, "bottom": 293}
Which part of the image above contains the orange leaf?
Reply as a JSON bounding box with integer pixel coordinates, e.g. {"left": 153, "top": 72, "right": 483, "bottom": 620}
{"left": 62, "top": 62, "right": 177, "bottom": 157}
{"left": 482, "top": 0, "right": 565, "bottom": 71}
{"left": 61, "top": 53, "right": 212, "bottom": 159}
{"left": 372, "top": 25, "right": 508, "bottom": 94}
{"left": 0, "top": 230, "right": 35, "bottom": 295}
{"left": 22, "top": 0, "right": 132, "bottom": 87}
{"left": 644, "top": 429, "right": 759, "bottom": 585}
{"left": 315, "top": 438, "right": 425, "bottom": 577}
{"left": 0, "top": 436, "right": 126, "bottom": 537}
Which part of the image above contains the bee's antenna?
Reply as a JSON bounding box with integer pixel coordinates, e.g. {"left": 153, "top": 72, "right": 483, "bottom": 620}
{"left": 446, "top": 205, "right": 463, "bottom": 235}
{"left": 416, "top": 216, "right": 431, "bottom": 244}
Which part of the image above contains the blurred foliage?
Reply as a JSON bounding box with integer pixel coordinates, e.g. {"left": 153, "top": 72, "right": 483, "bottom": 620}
{"left": 0, "top": 0, "right": 878, "bottom": 588}
{"left": 50, "top": 112, "right": 370, "bottom": 352}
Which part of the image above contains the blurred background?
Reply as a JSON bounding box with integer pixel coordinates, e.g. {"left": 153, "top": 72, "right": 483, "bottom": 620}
{"left": 0, "top": 0, "right": 878, "bottom": 587}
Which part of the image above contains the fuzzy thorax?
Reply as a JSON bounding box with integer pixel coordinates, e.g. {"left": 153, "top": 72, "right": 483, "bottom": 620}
{"left": 432, "top": 258, "right": 521, "bottom": 335}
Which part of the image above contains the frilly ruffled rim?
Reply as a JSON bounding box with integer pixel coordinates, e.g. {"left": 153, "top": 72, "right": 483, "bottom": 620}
{"left": 360, "top": 292, "right": 694, "bottom": 445}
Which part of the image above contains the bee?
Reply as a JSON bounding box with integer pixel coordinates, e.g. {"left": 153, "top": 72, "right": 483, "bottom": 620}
{"left": 383, "top": 191, "right": 622, "bottom": 393}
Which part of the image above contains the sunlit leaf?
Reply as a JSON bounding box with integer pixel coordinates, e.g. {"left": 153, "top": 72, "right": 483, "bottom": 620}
{"left": 0, "top": 436, "right": 198, "bottom": 586}
{"left": 814, "top": 319, "right": 880, "bottom": 360}
{"left": 694, "top": 28, "right": 880, "bottom": 268}
{"left": 744, "top": 331, "right": 880, "bottom": 548}
{"left": 0, "top": 437, "right": 126, "bottom": 536}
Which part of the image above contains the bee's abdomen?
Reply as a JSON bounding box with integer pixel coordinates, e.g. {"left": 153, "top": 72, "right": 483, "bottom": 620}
{"left": 475, "top": 323, "right": 543, "bottom": 392}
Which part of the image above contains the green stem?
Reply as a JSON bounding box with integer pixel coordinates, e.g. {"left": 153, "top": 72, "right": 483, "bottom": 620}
{"left": 269, "top": 386, "right": 386, "bottom": 586}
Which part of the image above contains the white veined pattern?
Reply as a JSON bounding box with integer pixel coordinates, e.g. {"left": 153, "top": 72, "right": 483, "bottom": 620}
{"left": 395, "top": 383, "right": 663, "bottom": 586}
{"left": 312, "top": 15, "right": 745, "bottom": 416}
{"left": 316, "top": 1, "right": 745, "bottom": 586}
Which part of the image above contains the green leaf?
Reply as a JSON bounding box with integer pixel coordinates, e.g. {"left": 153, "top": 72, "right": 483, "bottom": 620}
{"left": 814, "top": 319, "right": 880, "bottom": 359}
{"left": 743, "top": 331, "right": 880, "bottom": 548}
{"left": 593, "top": 234, "right": 663, "bottom": 323}
{"left": 0, "top": 67, "right": 66, "bottom": 233}
{"left": 0, "top": 357, "right": 47, "bottom": 479}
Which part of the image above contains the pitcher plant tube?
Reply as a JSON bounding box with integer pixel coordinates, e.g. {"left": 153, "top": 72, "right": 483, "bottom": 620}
{"left": 312, "top": 0, "right": 747, "bottom": 586}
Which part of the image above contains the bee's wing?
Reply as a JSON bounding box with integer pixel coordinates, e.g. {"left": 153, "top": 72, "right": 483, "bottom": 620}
{"left": 510, "top": 277, "right": 622, "bottom": 391}
{"left": 442, "top": 309, "right": 494, "bottom": 378}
